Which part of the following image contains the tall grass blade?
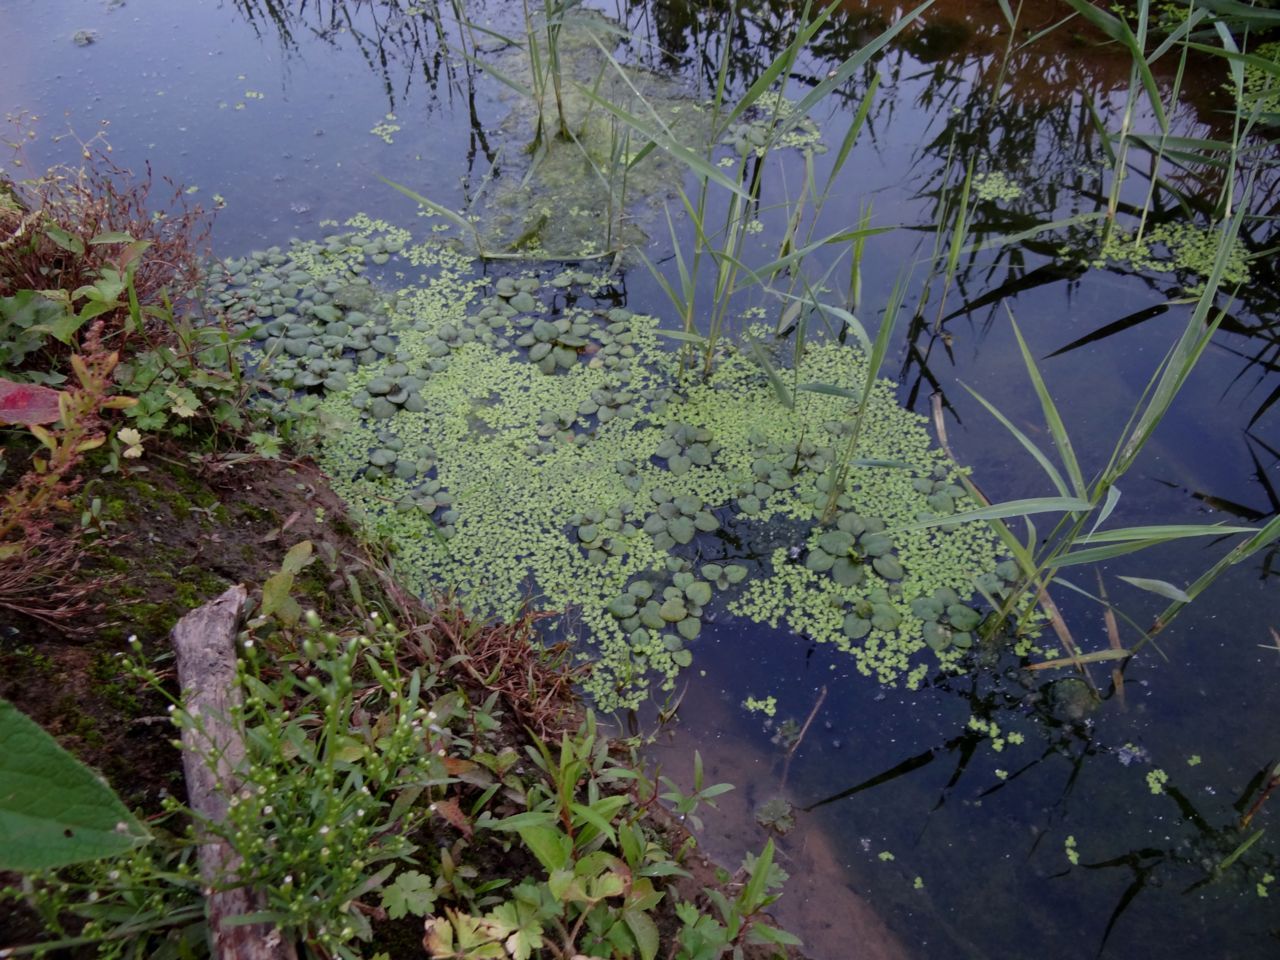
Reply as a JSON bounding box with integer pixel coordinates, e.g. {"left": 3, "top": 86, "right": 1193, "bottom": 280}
{"left": 1008, "top": 309, "right": 1088, "bottom": 501}
{"left": 895, "top": 497, "right": 1093, "bottom": 533}
{"left": 961, "top": 382, "right": 1071, "bottom": 500}
{"left": 1114, "top": 200, "right": 1247, "bottom": 472}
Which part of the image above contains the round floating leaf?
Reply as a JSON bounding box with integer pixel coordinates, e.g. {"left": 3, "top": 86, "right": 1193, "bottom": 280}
{"left": 723, "top": 564, "right": 748, "bottom": 585}
{"left": 923, "top": 621, "right": 951, "bottom": 651}
{"left": 842, "top": 615, "right": 871, "bottom": 640}
{"left": 640, "top": 602, "right": 666, "bottom": 631}
{"left": 685, "top": 581, "right": 713, "bottom": 607}
{"left": 861, "top": 533, "right": 893, "bottom": 557}
{"left": 871, "top": 607, "right": 901, "bottom": 631}
{"left": 676, "top": 617, "right": 701, "bottom": 641}
{"left": 667, "top": 517, "right": 696, "bottom": 545}
{"left": 671, "top": 649, "right": 693, "bottom": 668}
{"left": 911, "top": 597, "right": 944, "bottom": 621}
{"left": 872, "top": 556, "right": 904, "bottom": 580}
{"left": 701, "top": 564, "right": 724, "bottom": 582}
{"left": 947, "top": 605, "right": 982, "bottom": 632}
{"left": 832, "top": 557, "right": 864, "bottom": 587}
{"left": 627, "top": 580, "right": 654, "bottom": 600}
{"left": 818, "top": 530, "right": 855, "bottom": 556}
{"left": 692, "top": 511, "right": 719, "bottom": 533}
{"left": 805, "top": 549, "right": 835, "bottom": 573}
{"left": 608, "top": 596, "right": 637, "bottom": 619}
{"left": 659, "top": 599, "right": 687, "bottom": 622}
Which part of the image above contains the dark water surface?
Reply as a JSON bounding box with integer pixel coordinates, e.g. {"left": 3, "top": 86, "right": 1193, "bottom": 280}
{"left": 4, "top": 1, "right": 1277, "bottom": 957}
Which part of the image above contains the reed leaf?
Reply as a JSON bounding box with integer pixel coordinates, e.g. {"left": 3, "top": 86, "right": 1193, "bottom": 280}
{"left": 961, "top": 382, "right": 1071, "bottom": 500}
{"left": 1117, "top": 576, "right": 1191, "bottom": 603}
{"left": 1008, "top": 309, "right": 1088, "bottom": 501}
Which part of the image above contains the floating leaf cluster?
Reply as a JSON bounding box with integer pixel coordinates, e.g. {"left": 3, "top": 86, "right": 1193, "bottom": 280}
{"left": 214, "top": 215, "right": 1013, "bottom": 710}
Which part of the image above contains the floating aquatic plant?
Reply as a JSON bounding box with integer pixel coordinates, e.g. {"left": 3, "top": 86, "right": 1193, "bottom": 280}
{"left": 211, "top": 214, "right": 1015, "bottom": 709}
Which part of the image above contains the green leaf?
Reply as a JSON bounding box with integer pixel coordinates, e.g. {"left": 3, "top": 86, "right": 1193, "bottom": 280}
{"left": 0, "top": 698, "right": 150, "bottom": 870}
{"left": 1117, "top": 576, "right": 1191, "bottom": 603}
{"left": 517, "top": 825, "right": 572, "bottom": 874}
{"left": 624, "top": 908, "right": 660, "bottom": 960}
{"left": 43, "top": 225, "right": 84, "bottom": 256}
{"left": 749, "top": 339, "right": 793, "bottom": 410}
{"left": 381, "top": 870, "right": 438, "bottom": 920}
{"left": 962, "top": 381, "right": 1071, "bottom": 500}
{"left": 30, "top": 306, "right": 89, "bottom": 346}
{"left": 653, "top": 329, "right": 708, "bottom": 345}
{"left": 896, "top": 497, "right": 1092, "bottom": 532}
{"left": 1008, "top": 311, "right": 1087, "bottom": 500}
{"left": 280, "top": 539, "right": 314, "bottom": 576}
{"left": 260, "top": 571, "right": 299, "bottom": 626}
{"left": 88, "top": 231, "right": 136, "bottom": 245}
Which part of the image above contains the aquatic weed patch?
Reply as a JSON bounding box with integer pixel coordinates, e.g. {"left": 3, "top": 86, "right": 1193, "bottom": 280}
{"left": 211, "top": 218, "right": 1017, "bottom": 710}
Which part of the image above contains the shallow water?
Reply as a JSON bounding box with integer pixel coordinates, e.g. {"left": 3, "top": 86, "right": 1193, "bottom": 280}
{"left": 4, "top": 1, "right": 1277, "bottom": 957}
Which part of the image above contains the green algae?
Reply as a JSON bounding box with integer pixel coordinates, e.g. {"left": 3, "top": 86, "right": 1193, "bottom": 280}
{"left": 212, "top": 215, "right": 1014, "bottom": 710}
{"left": 1082, "top": 220, "right": 1251, "bottom": 289}
{"left": 972, "top": 171, "right": 1022, "bottom": 203}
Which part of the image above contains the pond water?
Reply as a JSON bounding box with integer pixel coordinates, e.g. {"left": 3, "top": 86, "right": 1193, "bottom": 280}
{"left": 5, "top": 1, "right": 1278, "bottom": 958}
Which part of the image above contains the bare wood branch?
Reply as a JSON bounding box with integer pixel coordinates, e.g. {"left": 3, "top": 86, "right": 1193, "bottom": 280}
{"left": 171, "top": 584, "right": 296, "bottom": 960}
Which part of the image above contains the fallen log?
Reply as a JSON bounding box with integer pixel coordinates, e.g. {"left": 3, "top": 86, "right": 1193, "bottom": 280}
{"left": 171, "top": 584, "right": 297, "bottom": 960}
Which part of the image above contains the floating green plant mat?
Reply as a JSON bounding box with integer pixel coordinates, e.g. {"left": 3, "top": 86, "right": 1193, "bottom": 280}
{"left": 209, "top": 216, "right": 1021, "bottom": 711}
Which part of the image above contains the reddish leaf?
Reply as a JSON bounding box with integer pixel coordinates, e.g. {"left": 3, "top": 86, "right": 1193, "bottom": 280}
{"left": 432, "top": 798, "right": 473, "bottom": 839}
{"left": 0, "top": 379, "right": 63, "bottom": 426}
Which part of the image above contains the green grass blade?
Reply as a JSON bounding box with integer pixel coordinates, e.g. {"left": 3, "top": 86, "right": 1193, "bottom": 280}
{"left": 1008, "top": 309, "right": 1088, "bottom": 500}
{"left": 962, "top": 382, "right": 1071, "bottom": 500}
{"left": 379, "top": 177, "right": 476, "bottom": 237}
{"left": 1076, "top": 523, "right": 1258, "bottom": 543}
{"left": 896, "top": 497, "right": 1093, "bottom": 533}
{"left": 570, "top": 80, "right": 751, "bottom": 200}
{"left": 723, "top": 1, "right": 841, "bottom": 127}
{"left": 784, "top": 1, "right": 936, "bottom": 137}
{"left": 1115, "top": 202, "right": 1246, "bottom": 472}
{"left": 1062, "top": 0, "right": 1168, "bottom": 133}
{"left": 749, "top": 340, "right": 794, "bottom": 409}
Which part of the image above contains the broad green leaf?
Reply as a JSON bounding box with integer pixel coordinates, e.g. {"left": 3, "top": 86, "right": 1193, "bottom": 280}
{"left": 0, "top": 698, "right": 150, "bottom": 870}
{"left": 1118, "top": 576, "right": 1191, "bottom": 603}
{"left": 30, "top": 307, "right": 90, "bottom": 345}
{"left": 260, "top": 570, "right": 300, "bottom": 626}
{"left": 42, "top": 225, "right": 84, "bottom": 256}
{"left": 623, "top": 909, "right": 660, "bottom": 960}
{"left": 381, "top": 870, "right": 438, "bottom": 920}
{"left": 516, "top": 824, "right": 572, "bottom": 874}
{"left": 280, "top": 539, "right": 314, "bottom": 576}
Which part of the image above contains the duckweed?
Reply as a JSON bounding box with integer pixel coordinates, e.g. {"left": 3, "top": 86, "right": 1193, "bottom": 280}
{"left": 214, "top": 211, "right": 1018, "bottom": 710}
